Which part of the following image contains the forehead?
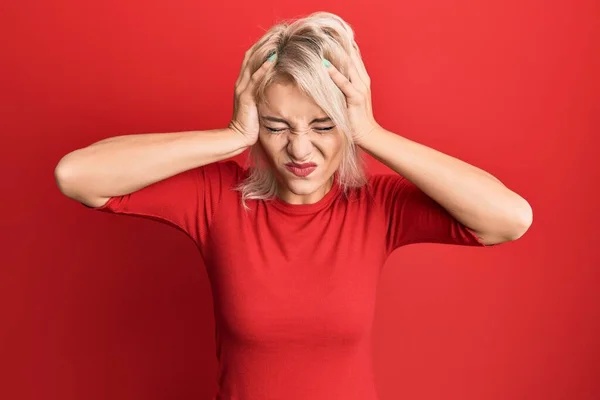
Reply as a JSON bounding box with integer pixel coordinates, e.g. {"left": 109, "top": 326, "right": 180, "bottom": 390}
{"left": 258, "top": 82, "right": 327, "bottom": 121}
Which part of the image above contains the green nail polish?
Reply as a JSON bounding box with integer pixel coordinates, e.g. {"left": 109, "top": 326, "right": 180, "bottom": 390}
{"left": 268, "top": 53, "right": 277, "bottom": 62}
{"left": 322, "top": 58, "right": 332, "bottom": 68}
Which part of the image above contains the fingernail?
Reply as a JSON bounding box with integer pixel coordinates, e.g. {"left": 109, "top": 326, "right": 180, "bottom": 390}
{"left": 322, "top": 58, "right": 332, "bottom": 68}
{"left": 268, "top": 53, "right": 277, "bottom": 62}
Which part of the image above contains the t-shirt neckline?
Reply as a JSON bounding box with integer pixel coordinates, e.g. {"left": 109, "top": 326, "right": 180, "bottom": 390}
{"left": 269, "top": 177, "right": 342, "bottom": 215}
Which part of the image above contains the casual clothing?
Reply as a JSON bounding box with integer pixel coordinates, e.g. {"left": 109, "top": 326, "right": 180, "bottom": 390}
{"left": 90, "top": 161, "right": 485, "bottom": 400}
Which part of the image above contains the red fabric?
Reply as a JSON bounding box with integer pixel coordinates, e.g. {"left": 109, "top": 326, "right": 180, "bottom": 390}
{"left": 90, "top": 160, "right": 486, "bottom": 400}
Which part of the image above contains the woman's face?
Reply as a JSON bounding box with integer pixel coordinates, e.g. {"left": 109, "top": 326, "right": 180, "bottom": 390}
{"left": 257, "top": 81, "right": 345, "bottom": 205}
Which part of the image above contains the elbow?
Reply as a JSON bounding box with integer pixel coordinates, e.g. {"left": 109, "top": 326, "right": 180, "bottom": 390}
{"left": 54, "top": 153, "right": 80, "bottom": 199}
{"left": 472, "top": 199, "right": 533, "bottom": 246}
{"left": 508, "top": 199, "right": 533, "bottom": 241}
{"left": 54, "top": 152, "right": 112, "bottom": 208}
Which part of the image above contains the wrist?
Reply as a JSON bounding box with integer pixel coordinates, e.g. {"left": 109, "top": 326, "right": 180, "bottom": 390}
{"left": 226, "top": 127, "right": 254, "bottom": 151}
{"left": 354, "top": 124, "right": 383, "bottom": 148}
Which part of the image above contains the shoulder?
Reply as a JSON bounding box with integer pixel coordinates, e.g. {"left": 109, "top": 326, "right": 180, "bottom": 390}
{"left": 201, "top": 160, "right": 248, "bottom": 185}
{"left": 353, "top": 172, "right": 410, "bottom": 199}
{"left": 203, "top": 160, "right": 245, "bottom": 174}
{"left": 337, "top": 173, "right": 405, "bottom": 211}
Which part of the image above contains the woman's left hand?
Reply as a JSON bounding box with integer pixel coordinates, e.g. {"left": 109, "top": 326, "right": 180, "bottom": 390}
{"left": 324, "top": 46, "right": 382, "bottom": 146}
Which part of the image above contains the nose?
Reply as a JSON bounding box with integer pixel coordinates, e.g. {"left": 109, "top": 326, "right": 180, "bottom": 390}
{"left": 287, "top": 130, "right": 313, "bottom": 161}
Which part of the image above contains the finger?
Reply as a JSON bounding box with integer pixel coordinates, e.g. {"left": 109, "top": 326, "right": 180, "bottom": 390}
{"left": 235, "top": 48, "right": 253, "bottom": 88}
{"left": 346, "top": 54, "right": 368, "bottom": 93}
{"left": 239, "top": 54, "right": 275, "bottom": 95}
{"left": 351, "top": 54, "right": 372, "bottom": 115}
{"left": 324, "top": 60, "right": 362, "bottom": 102}
{"left": 234, "top": 50, "right": 264, "bottom": 113}
{"left": 348, "top": 48, "right": 372, "bottom": 114}
{"left": 351, "top": 43, "right": 371, "bottom": 87}
{"left": 236, "top": 65, "right": 252, "bottom": 94}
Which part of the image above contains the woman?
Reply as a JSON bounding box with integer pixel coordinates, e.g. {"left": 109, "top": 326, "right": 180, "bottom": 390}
{"left": 55, "top": 11, "right": 532, "bottom": 400}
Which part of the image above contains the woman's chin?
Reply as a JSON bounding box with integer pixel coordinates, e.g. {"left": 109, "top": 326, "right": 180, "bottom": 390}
{"left": 282, "top": 178, "right": 318, "bottom": 195}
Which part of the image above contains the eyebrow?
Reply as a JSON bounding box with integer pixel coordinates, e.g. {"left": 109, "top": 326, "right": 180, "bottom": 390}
{"left": 261, "top": 116, "right": 332, "bottom": 125}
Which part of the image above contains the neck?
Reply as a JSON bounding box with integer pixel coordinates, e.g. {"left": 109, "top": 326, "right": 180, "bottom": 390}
{"left": 276, "top": 175, "right": 335, "bottom": 205}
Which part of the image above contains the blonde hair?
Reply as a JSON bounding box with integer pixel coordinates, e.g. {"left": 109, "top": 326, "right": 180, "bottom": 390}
{"left": 234, "top": 11, "right": 368, "bottom": 209}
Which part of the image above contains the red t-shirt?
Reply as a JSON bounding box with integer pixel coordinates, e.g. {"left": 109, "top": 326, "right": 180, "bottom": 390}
{"left": 90, "top": 160, "right": 486, "bottom": 400}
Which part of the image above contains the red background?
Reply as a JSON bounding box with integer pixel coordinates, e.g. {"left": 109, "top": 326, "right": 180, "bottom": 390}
{"left": 2, "top": 1, "right": 598, "bottom": 399}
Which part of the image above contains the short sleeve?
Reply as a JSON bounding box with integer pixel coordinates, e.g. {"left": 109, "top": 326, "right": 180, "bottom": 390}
{"left": 86, "top": 160, "right": 244, "bottom": 248}
{"left": 370, "top": 174, "right": 487, "bottom": 254}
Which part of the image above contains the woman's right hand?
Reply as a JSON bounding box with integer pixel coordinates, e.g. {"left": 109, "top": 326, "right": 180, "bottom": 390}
{"left": 228, "top": 51, "right": 276, "bottom": 147}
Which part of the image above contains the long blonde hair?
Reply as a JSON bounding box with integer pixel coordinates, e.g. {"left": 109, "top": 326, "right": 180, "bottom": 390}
{"left": 235, "top": 11, "right": 368, "bottom": 209}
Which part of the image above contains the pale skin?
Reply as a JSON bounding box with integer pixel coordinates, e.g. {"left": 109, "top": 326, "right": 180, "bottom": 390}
{"left": 55, "top": 46, "right": 532, "bottom": 247}
{"left": 256, "top": 82, "right": 344, "bottom": 205}
{"left": 321, "top": 48, "right": 533, "bottom": 246}
{"left": 251, "top": 50, "right": 533, "bottom": 246}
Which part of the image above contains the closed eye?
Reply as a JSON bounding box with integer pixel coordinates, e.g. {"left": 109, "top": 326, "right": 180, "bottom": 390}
{"left": 265, "top": 127, "right": 287, "bottom": 133}
{"left": 265, "top": 126, "right": 336, "bottom": 133}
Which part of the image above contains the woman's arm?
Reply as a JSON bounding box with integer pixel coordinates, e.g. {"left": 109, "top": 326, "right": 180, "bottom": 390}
{"left": 323, "top": 50, "right": 532, "bottom": 246}
{"left": 55, "top": 50, "right": 276, "bottom": 208}
{"left": 359, "top": 128, "right": 533, "bottom": 245}
{"left": 54, "top": 128, "right": 249, "bottom": 208}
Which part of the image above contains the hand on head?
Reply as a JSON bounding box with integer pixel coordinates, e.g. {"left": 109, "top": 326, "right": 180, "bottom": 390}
{"left": 229, "top": 43, "right": 381, "bottom": 149}
{"left": 322, "top": 44, "right": 381, "bottom": 146}
{"left": 229, "top": 51, "right": 276, "bottom": 147}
